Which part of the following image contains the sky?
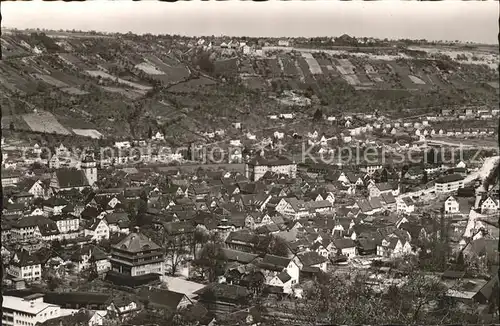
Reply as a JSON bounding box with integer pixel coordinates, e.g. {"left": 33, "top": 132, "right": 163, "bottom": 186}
{"left": 2, "top": 0, "right": 498, "bottom": 44}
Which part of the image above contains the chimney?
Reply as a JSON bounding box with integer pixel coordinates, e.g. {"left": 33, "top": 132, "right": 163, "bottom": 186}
{"left": 133, "top": 226, "right": 140, "bottom": 233}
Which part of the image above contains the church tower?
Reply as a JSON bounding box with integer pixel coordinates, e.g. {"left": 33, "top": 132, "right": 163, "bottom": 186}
{"left": 81, "top": 155, "right": 97, "bottom": 187}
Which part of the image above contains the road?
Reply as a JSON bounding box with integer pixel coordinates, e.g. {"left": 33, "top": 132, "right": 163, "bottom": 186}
{"left": 427, "top": 139, "right": 498, "bottom": 150}
{"left": 399, "top": 155, "right": 499, "bottom": 199}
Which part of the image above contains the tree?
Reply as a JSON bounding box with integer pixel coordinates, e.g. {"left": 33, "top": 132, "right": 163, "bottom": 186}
{"left": 313, "top": 108, "right": 323, "bottom": 121}
{"left": 261, "top": 234, "right": 290, "bottom": 257}
{"left": 287, "top": 269, "right": 473, "bottom": 325}
{"left": 46, "top": 276, "right": 60, "bottom": 291}
{"left": 197, "top": 52, "right": 215, "bottom": 74}
{"left": 164, "top": 237, "right": 190, "bottom": 276}
{"left": 380, "top": 168, "right": 388, "bottom": 183}
{"left": 421, "top": 170, "right": 429, "bottom": 184}
{"left": 193, "top": 235, "right": 226, "bottom": 282}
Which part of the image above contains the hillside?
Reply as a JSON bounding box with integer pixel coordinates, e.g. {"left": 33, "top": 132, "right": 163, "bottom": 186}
{"left": 1, "top": 30, "right": 498, "bottom": 143}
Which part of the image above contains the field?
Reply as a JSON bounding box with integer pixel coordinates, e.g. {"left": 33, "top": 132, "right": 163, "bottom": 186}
{"left": 33, "top": 74, "right": 70, "bottom": 88}
{"left": 22, "top": 111, "right": 71, "bottom": 135}
{"left": 168, "top": 77, "right": 217, "bottom": 93}
{"left": 86, "top": 70, "right": 152, "bottom": 91}
{"left": 100, "top": 86, "right": 144, "bottom": 100}
{"left": 135, "top": 62, "right": 165, "bottom": 75}
{"left": 301, "top": 53, "right": 322, "bottom": 75}
{"left": 72, "top": 129, "right": 103, "bottom": 139}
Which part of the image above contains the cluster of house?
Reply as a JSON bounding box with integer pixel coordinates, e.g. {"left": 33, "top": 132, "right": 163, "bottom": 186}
{"left": 1, "top": 149, "right": 498, "bottom": 325}
{"left": 438, "top": 107, "right": 499, "bottom": 120}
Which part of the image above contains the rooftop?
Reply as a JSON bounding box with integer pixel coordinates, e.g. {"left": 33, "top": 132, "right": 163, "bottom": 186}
{"left": 111, "top": 230, "right": 161, "bottom": 253}
{"left": 3, "top": 295, "right": 59, "bottom": 315}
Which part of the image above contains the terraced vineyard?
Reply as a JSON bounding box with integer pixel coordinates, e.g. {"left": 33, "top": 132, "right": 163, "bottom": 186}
{"left": 0, "top": 29, "right": 497, "bottom": 142}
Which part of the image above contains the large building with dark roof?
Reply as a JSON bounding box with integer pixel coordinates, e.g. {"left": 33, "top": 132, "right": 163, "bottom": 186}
{"left": 435, "top": 173, "right": 465, "bottom": 193}
{"left": 245, "top": 155, "right": 297, "bottom": 181}
{"left": 50, "top": 168, "right": 90, "bottom": 192}
{"left": 109, "top": 228, "right": 164, "bottom": 278}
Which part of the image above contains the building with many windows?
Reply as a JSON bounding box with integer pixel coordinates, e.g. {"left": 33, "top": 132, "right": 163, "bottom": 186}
{"left": 7, "top": 250, "right": 42, "bottom": 281}
{"left": 2, "top": 294, "right": 61, "bottom": 326}
{"left": 245, "top": 155, "right": 297, "bottom": 181}
{"left": 435, "top": 174, "right": 465, "bottom": 193}
{"left": 110, "top": 228, "right": 164, "bottom": 277}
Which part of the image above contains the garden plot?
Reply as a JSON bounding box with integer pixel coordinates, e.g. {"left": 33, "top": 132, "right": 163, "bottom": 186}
{"left": 72, "top": 129, "right": 103, "bottom": 139}
{"left": 50, "top": 70, "right": 86, "bottom": 86}
{"left": 33, "top": 74, "right": 69, "bottom": 88}
{"left": 86, "top": 70, "right": 152, "bottom": 91}
{"left": 145, "top": 54, "right": 190, "bottom": 83}
{"left": 297, "top": 57, "right": 314, "bottom": 83}
{"left": 266, "top": 58, "right": 282, "bottom": 76}
{"left": 356, "top": 73, "right": 374, "bottom": 86}
{"left": 408, "top": 75, "right": 426, "bottom": 85}
{"left": 168, "top": 77, "right": 217, "bottom": 93}
{"left": 100, "top": 86, "right": 144, "bottom": 100}
{"left": 135, "top": 61, "right": 165, "bottom": 75}
{"left": 281, "top": 56, "right": 299, "bottom": 76}
{"left": 301, "top": 53, "right": 322, "bottom": 75}
{"left": 60, "top": 87, "right": 88, "bottom": 95}
{"left": 342, "top": 75, "right": 361, "bottom": 86}
{"left": 313, "top": 55, "right": 338, "bottom": 75}
{"left": 242, "top": 76, "right": 267, "bottom": 90}
{"left": 22, "top": 111, "right": 71, "bottom": 135}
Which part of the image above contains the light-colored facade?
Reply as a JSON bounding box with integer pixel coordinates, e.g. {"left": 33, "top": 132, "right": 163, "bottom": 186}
{"left": 435, "top": 174, "right": 464, "bottom": 193}
{"left": 245, "top": 156, "right": 297, "bottom": 181}
{"left": 110, "top": 231, "right": 165, "bottom": 277}
{"left": 2, "top": 295, "right": 61, "bottom": 326}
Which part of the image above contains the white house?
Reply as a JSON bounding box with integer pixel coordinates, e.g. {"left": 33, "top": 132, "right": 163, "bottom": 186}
{"left": 481, "top": 196, "right": 499, "bottom": 214}
{"left": 7, "top": 251, "right": 42, "bottom": 281}
{"left": 396, "top": 197, "right": 415, "bottom": 215}
{"left": 377, "top": 238, "right": 412, "bottom": 258}
{"left": 84, "top": 219, "right": 110, "bottom": 241}
{"left": 275, "top": 197, "right": 309, "bottom": 220}
{"left": 444, "top": 196, "right": 460, "bottom": 214}
{"left": 151, "top": 132, "right": 165, "bottom": 141}
{"left": 3, "top": 295, "right": 61, "bottom": 326}
{"left": 274, "top": 131, "right": 285, "bottom": 140}
{"left": 230, "top": 139, "right": 242, "bottom": 147}
{"left": 435, "top": 174, "right": 464, "bottom": 193}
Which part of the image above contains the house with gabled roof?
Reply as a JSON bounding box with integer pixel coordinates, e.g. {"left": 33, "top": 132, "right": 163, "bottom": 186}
{"left": 480, "top": 196, "right": 499, "bottom": 214}
{"left": 330, "top": 238, "right": 357, "bottom": 258}
{"left": 296, "top": 251, "right": 328, "bottom": 274}
{"left": 396, "top": 197, "right": 415, "bottom": 214}
{"left": 275, "top": 197, "right": 309, "bottom": 220}
{"left": 377, "top": 237, "right": 412, "bottom": 258}
{"left": 50, "top": 168, "right": 90, "bottom": 192}
{"left": 256, "top": 253, "right": 300, "bottom": 287}
{"left": 7, "top": 250, "right": 42, "bottom": 281}
{"left": 367, "top": 181, "right": 398, "bottom": 198}
{"left": 444, "top": 196, "right": 460, "bottom": 214}
{"left": 84, "top": 218, "right": 110, "bottom": 242}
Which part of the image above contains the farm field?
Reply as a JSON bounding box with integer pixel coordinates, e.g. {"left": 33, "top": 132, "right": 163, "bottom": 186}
{"left": 22, "top": 111, "right": 71, "bottom": 135}
{"left": 301, "top": 53, "right": 322, "bottom": 75}
{"left": 168, "top": 77, "right": 217, "bottom": 93}
{"left": 72, "top": 129, "right": 103, "bottom": 139}
{"left": 33, "top": 74, "right": 70, "bottom": 88}
{"left": 86, "top": 70, "right": 152, "bottom": 91}
{"left": 100, "top": 86, "right": 144, "bottom": 100}
{"left": 135, "top": 61, "right": 165, "bottom": 75}
{"left": 60, "top": 87, "right": 88, "bottom": 95}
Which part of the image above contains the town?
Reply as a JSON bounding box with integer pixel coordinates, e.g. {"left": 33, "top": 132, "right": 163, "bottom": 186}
{"left": 1, "top": 4, "right": 499, "bottom": 326}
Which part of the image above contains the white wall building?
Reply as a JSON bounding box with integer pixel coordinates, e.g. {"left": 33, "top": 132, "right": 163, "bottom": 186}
{"left": 2, "top": 294, "right": 61, "bottom": 326}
